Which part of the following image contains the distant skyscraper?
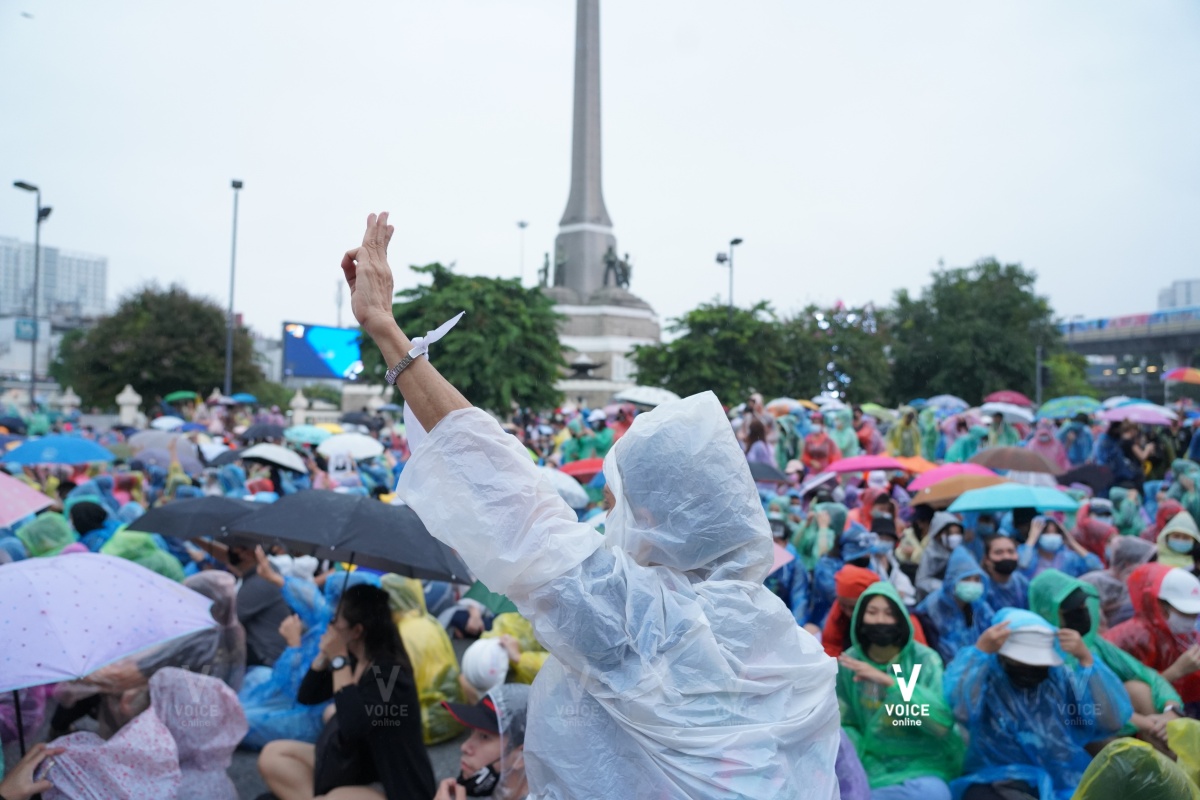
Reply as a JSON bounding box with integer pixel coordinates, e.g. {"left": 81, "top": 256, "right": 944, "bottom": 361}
{"left": 1158, "top": 279, "right": 1200, "bottom": 310}
{"left": 0, "top": 236, "right": 107, "bottom": 320}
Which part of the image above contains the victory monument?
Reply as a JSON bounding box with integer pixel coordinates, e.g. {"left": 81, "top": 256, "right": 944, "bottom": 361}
{"left": 541, "top": 0, "right": 660, "bottom": 407}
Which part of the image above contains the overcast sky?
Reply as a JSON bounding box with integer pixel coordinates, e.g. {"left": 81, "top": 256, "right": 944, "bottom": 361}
{"left": 3, "top": 1, "right": 1198, "bottom": 340}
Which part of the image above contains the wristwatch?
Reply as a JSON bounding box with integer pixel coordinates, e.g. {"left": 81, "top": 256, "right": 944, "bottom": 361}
{"left": 384, "top": 347, "right": 423, "bottom": 385}
{"left": 1164, "top": 702, "right": 1184, "bottom": 717}
{"left": 329, "top": 655, "right": 349, "bottom": 672}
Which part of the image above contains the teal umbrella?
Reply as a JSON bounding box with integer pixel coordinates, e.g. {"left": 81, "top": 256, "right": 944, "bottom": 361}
{"left": 948, "top": 483, "right": 1078, "bottom": 513}
{"left": 163, "top": 390, "right": 199, "bottom": 404}
{"left": 1036, "top": 396, "right": 1101, "bottom": 420}
{"left": 283, "top": 425, "right": 332, "bottom": 446}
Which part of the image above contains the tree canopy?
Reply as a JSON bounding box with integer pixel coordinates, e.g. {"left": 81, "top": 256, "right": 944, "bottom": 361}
{"left": 360, "top": 263, "right": 565, "bottom": 414}
{"left": 51, "top": 285, "right": 264, "bottom": 410}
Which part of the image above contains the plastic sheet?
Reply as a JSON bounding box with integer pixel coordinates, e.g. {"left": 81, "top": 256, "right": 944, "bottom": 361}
{"left": 398, "top": 392, "right": 841, "bottom": 799}
{"left": 1073, "top": 736, "right": 1200, "bottom": 800}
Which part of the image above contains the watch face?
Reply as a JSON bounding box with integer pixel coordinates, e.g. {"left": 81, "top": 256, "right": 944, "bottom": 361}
{"left": 331, "top": 656, "right": 347, "bottom": 670}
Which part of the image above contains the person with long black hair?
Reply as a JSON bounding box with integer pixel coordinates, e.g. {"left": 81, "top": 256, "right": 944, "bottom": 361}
{"left": 257, "top": 583, "right": 435, "bottom": 800}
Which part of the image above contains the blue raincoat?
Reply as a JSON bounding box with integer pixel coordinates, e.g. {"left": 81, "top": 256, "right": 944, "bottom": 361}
{"left": 1058, "top": 421, "right": 1093, "bottom": 468}
{"left": 239, "top": 570, "right": 380, "bottom": 748}
{"left": 1018, "top": 537, "right": 1102, "bottom": 580}
{"left": 915, "top": 548, "right": 995, "bottom": 665}
{"left": 764, "top": 540, "right": 810, "bottom": 626}
{"left": 944, "top": 608, "right": 1132, "bottom": 800}
{"left": 984, "top": 570, "right": 1029, "bottom": 611}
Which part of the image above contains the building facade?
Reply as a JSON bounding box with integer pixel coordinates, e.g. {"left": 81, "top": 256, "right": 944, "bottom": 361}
{"left": 1158, "top": 280, "right": 1200, "bottom": 311}
{"left": 0, "top": 236, "right": 107, "bottom": 321}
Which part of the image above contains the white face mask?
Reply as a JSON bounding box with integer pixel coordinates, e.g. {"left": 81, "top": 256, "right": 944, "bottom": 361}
{"left": 1168, "top": 609, "right": 1198, "bottom": 637}
{"left": 1038, "top": 533, "right": 1064, "bottom": 553}
{"left": 945, "top": 533, "right": 963, "bottom": 550}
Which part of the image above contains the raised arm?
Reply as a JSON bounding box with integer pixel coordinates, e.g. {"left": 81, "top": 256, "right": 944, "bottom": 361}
{"left": 341, "top": 212, "right": 471, "bottom": 431}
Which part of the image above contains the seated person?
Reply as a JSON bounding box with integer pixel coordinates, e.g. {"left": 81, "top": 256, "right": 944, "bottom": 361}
{"left": 981, "top": 534, "right": 1029, "bottom": 611}
{"left": 1018, "top": 516, "right": 1102, "bottom": 580}
{"left": 763, "top": 501, "right": 811, "bottom": 627}
{"left": 1156, "top": 510, "right": 1200, "bottom": 578}
{"left": 1030, "top": 568, "right": 1183, "bottom": 751}
{"left": 257, "top": 584, "right": 435, "bottom": 799}
{"left": 1079, "top": 536, "right": 1156, "bottom": 629}
{"left": 915, "top": 548, "right": 994, "bottom": 665}
{"left": 438, "top": 684, "right": 530, "bottom": 800}
{"left": 945, "top": 609, "right": 1132, "bottom": 800}
{"left": 438, "top": 596, "right": 495, "bottom": 640}
{"left": 823, "top": 565, "right": 926, "bottom": 658}
{"left": 914, "top": 512, "right": 964, "bottom": 602}
{"left": 836, "top": 581, "right": 962, "bottom": 799}
{"left": 1105, "top": 563, "right": 1200, "bottom": 716}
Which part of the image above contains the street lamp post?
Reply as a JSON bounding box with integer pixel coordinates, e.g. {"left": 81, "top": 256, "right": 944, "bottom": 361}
{"left": 517, "top": 221, "right": 529, "bottom": 285}
{"left": 224, "top": 180, "right": 243, "bottom": 397}
{"left": 714, "top": 237, "right": 743, "bottom": 319}
{"left": 12, "top": 181, "right": 52, "bottom": 413}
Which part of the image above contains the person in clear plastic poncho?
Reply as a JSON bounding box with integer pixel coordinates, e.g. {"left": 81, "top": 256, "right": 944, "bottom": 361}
{"left": 399, "top": 391, "right": 841, "bottom": 799}
{"left": 439, "top": 683, "right": 531, "bottom": 800}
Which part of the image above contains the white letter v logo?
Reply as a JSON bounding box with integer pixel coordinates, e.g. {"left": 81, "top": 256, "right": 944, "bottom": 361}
{"left": 892, "top": 663, "right": 921, "bottom": 702}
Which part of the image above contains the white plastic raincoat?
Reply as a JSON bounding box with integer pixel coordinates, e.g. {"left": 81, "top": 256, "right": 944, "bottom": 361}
{"left": 398, "top": 391, "right": 839, "bottom": 799}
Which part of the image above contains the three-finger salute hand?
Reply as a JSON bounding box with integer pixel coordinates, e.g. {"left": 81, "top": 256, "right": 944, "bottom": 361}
{"left": 341, "top": 212, "right": 397, "bottom": 335}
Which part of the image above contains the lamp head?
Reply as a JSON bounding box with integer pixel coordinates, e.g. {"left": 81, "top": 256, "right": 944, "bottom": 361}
{"left": 715, "top": 253, "right": 729, "bottom": 265}
{"left": 231, "top": 180, "right": 244, "bottom": 190}
{"left": 13, "top": 181, "right": 37, "bottom": 192}
{"left": 730, "top": 238, "right": 744, "bottom": 246}
{"left": 38, "top": 206, "right": 52, "bottom": 222}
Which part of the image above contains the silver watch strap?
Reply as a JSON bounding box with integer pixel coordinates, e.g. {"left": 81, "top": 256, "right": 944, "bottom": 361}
{"left": 385, "top": 353, "right": 417, "bottom": 385}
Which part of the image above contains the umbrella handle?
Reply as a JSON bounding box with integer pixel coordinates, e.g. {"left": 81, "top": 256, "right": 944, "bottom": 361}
{"left": 333, "top": 553, "right": 356, "bottom": 622}
{"left": 14, "top": 688, "right": 26, "bottom": 758}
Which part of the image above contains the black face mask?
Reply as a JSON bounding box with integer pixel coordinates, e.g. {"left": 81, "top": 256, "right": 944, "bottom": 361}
{"left": 1002, "top": 660, "right": 1050, "bottom": 690}
{"left": 992, "top": 558, "right": 1019, "bottom": 576}
{"left": 458, "top": 763, "right": 501, "bottom": 797}
{"left": 859, "top": 622, "right": 907, "bottom": 649}
{"left": 228, "top": 549, "right": 246, "bottom": 567}
{"left": 1061, "top": 607, "right": 1092, "bottom": 635}
{"left": 848, "top": 556, "right": 871, "bottom": 569}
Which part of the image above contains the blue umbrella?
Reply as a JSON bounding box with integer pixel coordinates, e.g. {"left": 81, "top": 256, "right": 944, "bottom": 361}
{"left": 908, "top": 398, "right": 929, "bottom": 410}
{"left": 231, "top": 392, "right": 258, "bottom": 405}
{"left": 180, "top": 422, "right": 208, "bottom": 433}
{"left": 948, "top": 483, "right": 1078, "bottom": 514}
{"left": 2, "top": 435, "right": 115, "bottom": 465}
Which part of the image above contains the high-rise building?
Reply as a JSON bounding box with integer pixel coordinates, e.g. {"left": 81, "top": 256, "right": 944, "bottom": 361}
{"left": 1158, "top": 280, "right": 1200, "bottom": 310}
{"left": 0, "top": 236, "right": 108, "bottom": 321}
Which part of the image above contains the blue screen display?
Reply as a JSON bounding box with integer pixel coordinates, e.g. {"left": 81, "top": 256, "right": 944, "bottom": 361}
{"left": 282, "top": 322, "right": 363, "bottom": 380}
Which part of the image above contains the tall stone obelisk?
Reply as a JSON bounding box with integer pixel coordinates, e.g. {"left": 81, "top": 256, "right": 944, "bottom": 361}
{"left": 545, "top": 0, "right": 660, "bottom": 408}
{"left": 553, "top": 0, "right": 615, "bottom": 300}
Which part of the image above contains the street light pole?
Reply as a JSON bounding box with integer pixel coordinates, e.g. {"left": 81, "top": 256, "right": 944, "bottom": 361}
{"left": 715, "top": 237, "right": 743, "bottom": 319}
{"left": 517, "top": 221, "right": 529, "bottom": 285}
{"left": 13, "top": 181, "right": 51, "bottom": 413}
{"left": 224, "top": 180, "right": 243, "bottom": 396}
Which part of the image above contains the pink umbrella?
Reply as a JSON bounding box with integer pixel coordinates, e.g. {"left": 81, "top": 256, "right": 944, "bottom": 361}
{"left": 0, "top": 472, "right": 54, "bottom": 529}
{"left": 827, "top": 455, "right": 905, "bottom": 474}
{"left": 1098, "top": 406, "right": 1174, "bottom": 426}
{"left": 984, "top": 390, "right": 1034, "bottom": 407}
{"left": 769, "top": 542, "right": 796, "bottom": 576}
{"left": 908, "top": 463, "right": 999, "bottom": 493}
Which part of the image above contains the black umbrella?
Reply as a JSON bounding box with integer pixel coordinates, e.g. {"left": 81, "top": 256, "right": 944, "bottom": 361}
{"left": 242, "top": 423, "right": 285, "bottom": 442}
{"left": 749, "top": 461, "right": 788, "bottom": 483}
{"left": 222, "top": 492, "right": 472, "bottom": 583}
{"left": 127, "top": 496, "right": 261, "bottom": 539}
{"left": 0, "top": 416, "right": 27, "bottom": 435}
{"left": 208, "top": 448, "right": 245, "bottom": 467}
{"left": 1057, "top": 464, "right": 1114, "bottom": 497}
{"left": 340, "top": 412, "right": 384, "bottom": 431}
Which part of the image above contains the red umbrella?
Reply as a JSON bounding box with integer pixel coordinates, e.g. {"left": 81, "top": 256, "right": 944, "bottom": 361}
{"left": 826, "top": 455, "right": 905, "bottom": 474}
{"left": 983, "top": 390, "right": 1034, "bottom": 407}
{"left": 560, "top": 457, "right": 605, "bottom": 482}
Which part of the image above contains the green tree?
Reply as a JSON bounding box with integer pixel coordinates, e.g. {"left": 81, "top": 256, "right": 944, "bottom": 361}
{"left": 887, "top": 258, "right": 1060, "bottom": 405}
{"left": 781, "top": 305, "right": 891, "bottom": 403}
{"left": 632, "top": 302, "right": 800, "bottom": 405}
{"left": 360, "top": 263, "right": 565, "bottom": 414}
{"left": 1044, "top": 351, "right": 1097, "bottom": 399}
{"left": 55, "top": 285, "right": 263, "bottom": 410}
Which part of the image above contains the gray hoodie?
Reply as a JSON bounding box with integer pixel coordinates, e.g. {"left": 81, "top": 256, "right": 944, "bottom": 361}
{"left": 914, "top": 511, "right": 962, "bottom": 602}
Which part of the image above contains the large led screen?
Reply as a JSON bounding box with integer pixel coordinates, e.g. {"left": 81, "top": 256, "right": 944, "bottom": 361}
{"left": 282, "top": 322, "right": 363, "bottom": 380}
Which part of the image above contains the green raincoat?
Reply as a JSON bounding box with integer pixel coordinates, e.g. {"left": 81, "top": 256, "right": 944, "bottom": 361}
{"left": 836, "top": 580, "right": 965, "bottom": 788}
{"left": 945, "top": 426, "right": 988, "bottom": 464}
{"left": 829, "top": 410, "right": 861, "bottom": 459}
{"left": 1109, "top": 487, "right": 1144, "bottom": 538}
{"left": 792, "top": 502, "right": 848, "bottom": 572}
{"left": 99, "top": 530, "right": 185, "bottom": 581}
{"left": 16, "top": 512, "right": 78, "bottom": 557}
{"left": 1029, "top": 568, "right": 1181, "bottom": 732}
{"left": 381, "top": 574, "right": 464, "bottom": 744}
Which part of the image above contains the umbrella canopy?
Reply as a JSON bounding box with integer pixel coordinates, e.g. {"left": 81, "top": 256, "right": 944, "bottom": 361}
{"left": 0, "top": 553, "right": 216, "bottom": 692}
{"left": 240, "top": 443, "right": 308, "bottom": 474}
{"left": 798, "top": 471, "right": 838, "bottom": 497}
{"left": 162, "top": 391, "right": 199, "bottom": 404}
{"left": 948, "top": 483, "right": 1079, "bottom": 514}
{"left": 230, "top": 392, "right": 258, "bottom": 405}
{"left": 0, "top": 416, "right": 28, "bottom": 435}
{"left": 969, "top": 447, "right": 1059, "bottom": 474}
{"left": 611, "top": 386, "right": 682, "bottom": 408}
{"left": 559, "top": 457, "right": 605, "bottom": 482}
{"left": 317, "top": 433, "right": 385, "bottom": 461}
{"left": 284, "top": 425, "right": 332, "bottom": 446}
{"left": 1037, "top": 396, "right": 1102, "bottom": 420}
{"left": 339, "top": 412, "right": 384, "bottom": 431}
{"left": 859, "top": 403, "right": 897, "bottom": 423}
{"left": 926, "top": 395, "right": 970, "bottom": 413}
{"left": 910, "top": 474, "right": 1009, "bottom": 508}
{"left": 1163, "top": 367, "right": 1200, "bottom": 385}
{"left": 1101, "top": 395, "right": 1135, "bottom": 409}
{"left": 826, "top": 455, "right": 905, "bottom": 474}
{"left": 127, "top": 496, "right": 260, "bottom": 539}
{"left": 132, "top": 448, "right": 204, "bottom": 476}
{"left": 242, "top": 423, "right": 285, "bottom": 442}
{"left": 1098, "top": 405, "right": 1174, "bottom": 426}
{"left": 199, "top": 442, "right": 230, "bottom": 463}
{"left": 316, "top": 422, "right": 345, "bottom": 434}
{"left": 0, "top": 472, "right": 54, "bottom": 528}
{"left": 980, "top": 402, "right": 1035, "bottom": 425}
{"left": 208, "top": 448, "right": 245, "bottom": 467}
{"left": 769, "top": 542, "right": 796, "bottom": 576}
{"left": 984, "top": 390, "right": 1034, "bottom": 407}
{"left": 127, "top": 430, "right": 202, "bottom": 461}
{"left": 150, "top": 416, "right": 185, "bottom": 431}
{"left": 749, "top": 461, "right": 788, "bottom": 483}
{"left": 765, "top": 398, "right": 803, "bottom": 417}
{"left": 538, "top": 466, "right": 589, "bottom": 509}
{"left": 2, "top": 435, "right": 115, "bottom": 466}
{"left": 909, "top": 463, "right": 999, "bottom": 493}
{"left": 223, "top": 493, "right": 471, "bottom": 582}
{"left": 1058, "top": 464, "right": 1114, "bottom": 497}
{"left": 894, "top": 456, "right": 938, "bottom": 474}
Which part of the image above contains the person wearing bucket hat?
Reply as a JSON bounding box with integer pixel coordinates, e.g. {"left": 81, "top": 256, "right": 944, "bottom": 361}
{"left": 945, "top": 608, "right": 1132, "bottom": 799}
{"left": 1105, "top": 563, "right": 1200, "bottom": 711}
{"left": 438, "top": 684, "right": 531, "bottom": 800}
